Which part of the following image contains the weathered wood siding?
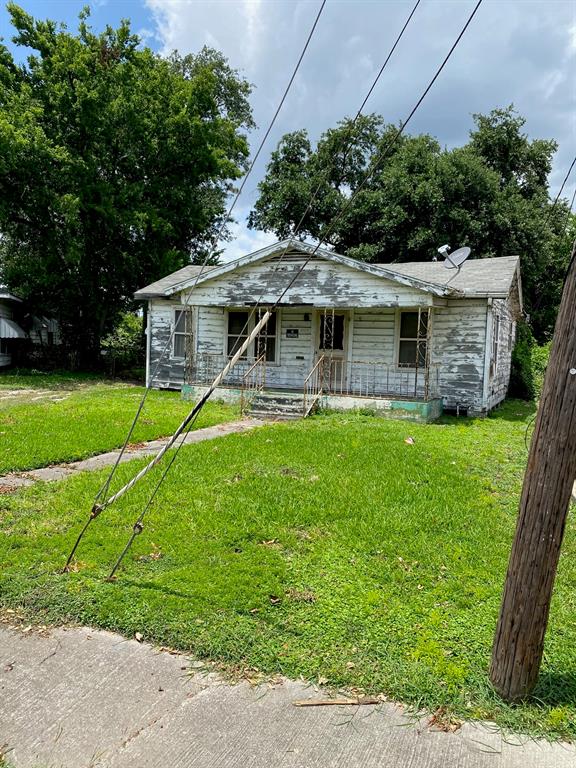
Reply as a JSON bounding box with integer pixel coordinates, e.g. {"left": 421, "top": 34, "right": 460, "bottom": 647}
{"left": 487, "top": 297, "right": 515, "bottom": 410}
{"left": 182, "top": 256, "right": 433, "bottom": 308}
{"left": 430, "top": 300, "right": 488, "bottom": 414}
{"left": 148, "top": 300, "right": 186, "bottom": 388}
{"left": 351, "top": 308, "right": 395, "bottom": 360}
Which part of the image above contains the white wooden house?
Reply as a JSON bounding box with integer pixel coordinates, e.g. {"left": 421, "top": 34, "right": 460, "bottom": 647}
{"left": 135, "top": 239, "right": 522, "bottom": 420}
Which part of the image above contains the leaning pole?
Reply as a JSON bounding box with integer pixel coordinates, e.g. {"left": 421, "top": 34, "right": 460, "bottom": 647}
{"left": 490, "top": 240, "right": 576, "bottom": 702}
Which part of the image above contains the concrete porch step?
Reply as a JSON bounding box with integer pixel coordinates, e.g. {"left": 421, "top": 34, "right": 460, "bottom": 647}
{"left": 248, "top": 391, "right": 305, "bottom": 420}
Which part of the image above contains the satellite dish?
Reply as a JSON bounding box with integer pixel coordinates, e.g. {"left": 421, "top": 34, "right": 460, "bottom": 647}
{"left": 442, "top": 246, "right": 471, "bottom": 270}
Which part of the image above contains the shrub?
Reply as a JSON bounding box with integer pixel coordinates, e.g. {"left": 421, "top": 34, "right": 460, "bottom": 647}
{"left": 509, "top": 320, "right": 535, "bottom": 400}
{"left": 101, "top": 312, "right": 144, "bottom": 378}
{"left": 531, "top": 341, "right": 551, "bottom": 399}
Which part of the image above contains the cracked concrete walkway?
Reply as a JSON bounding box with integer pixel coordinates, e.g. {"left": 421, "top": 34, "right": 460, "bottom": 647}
{"left": 0, "top": 419, "right": 265, "bottom": 491}
{"left": 0, "top": 625, "right": 574, "bottom": 768}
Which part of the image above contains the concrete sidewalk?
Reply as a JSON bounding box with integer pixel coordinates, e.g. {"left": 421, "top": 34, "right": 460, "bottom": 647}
{"left": 0, "top": 625, "right": 574, "bottom": 768}
{"left": 0, "top": 418, "right": 264, "bottom": 491}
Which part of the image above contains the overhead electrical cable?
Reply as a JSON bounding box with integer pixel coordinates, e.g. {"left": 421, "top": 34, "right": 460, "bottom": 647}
{"left": 90, "top": 0, "right": 328, "bottom": 510}
{"left": 549, "top": 153, "right": 576, "bottom": 218}
{"left": 101, "top": 0, "right": 485, "bottom": 577}
{"left": 64, "top": 0, "right": 327, "bottom": 572}
{"left": 65, "top": 0, "right": 426, "bottom": 573}
{"left": 104, "top": 0, "right": 427, "bottom": 579}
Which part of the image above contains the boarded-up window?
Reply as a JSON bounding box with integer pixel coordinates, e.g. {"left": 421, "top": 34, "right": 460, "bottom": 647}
{"left": 173, "top": 309, "right": 193, "bottom": 359}
{"left": 398, "top": 311, "right": 428, "bottom": 368}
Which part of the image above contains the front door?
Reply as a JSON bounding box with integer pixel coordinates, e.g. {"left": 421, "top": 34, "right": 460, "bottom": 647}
{"left": 315, "top": 310, "right": 348, "bottom": 393}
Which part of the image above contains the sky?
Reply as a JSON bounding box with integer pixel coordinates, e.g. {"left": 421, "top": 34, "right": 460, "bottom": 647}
{"left": 1, "top": 0, "right": 575, "bottom": 260}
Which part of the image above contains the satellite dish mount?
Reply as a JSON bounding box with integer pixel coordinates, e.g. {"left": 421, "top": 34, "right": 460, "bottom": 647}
{"left": 437, "top": 244, "right": 471, "bottom": 272}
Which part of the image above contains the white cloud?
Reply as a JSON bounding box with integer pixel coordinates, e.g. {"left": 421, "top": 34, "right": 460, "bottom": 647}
{"left": 220, "top": 215, "right": 276, "bottom": 262}
{"left": 146, "top": 0, "right": 576, "bottom": 254}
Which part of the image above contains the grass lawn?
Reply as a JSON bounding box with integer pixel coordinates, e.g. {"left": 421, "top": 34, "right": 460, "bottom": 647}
{"left": 0, "top": 371, "right": 238, "bottom": 473}
{"left": 1, "top": 400, "right": 575, "bottom": 740}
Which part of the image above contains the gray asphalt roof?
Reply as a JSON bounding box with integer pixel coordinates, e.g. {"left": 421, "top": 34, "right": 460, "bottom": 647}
{"left": 379, "top": 255, "right": 520, "bottom": 297}
{"left": 134, "top": 244, "right": 520, "bottom": 301}
{"left": 134, "top": 265, "right": 214, "bottom": 299}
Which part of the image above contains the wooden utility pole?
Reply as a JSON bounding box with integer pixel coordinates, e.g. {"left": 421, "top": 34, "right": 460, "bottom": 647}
{"left": 490, "top": 241, "right": 576, "bottom": 702}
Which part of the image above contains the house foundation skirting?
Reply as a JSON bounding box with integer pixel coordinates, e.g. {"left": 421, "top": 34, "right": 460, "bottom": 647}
{"left": 182, "top": 384, "right": 443, "bottom": 423}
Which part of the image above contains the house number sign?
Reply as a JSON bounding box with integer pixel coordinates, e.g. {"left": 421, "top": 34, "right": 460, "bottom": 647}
{"left": 286, "top": 329, "right": 299, "bottom": 338}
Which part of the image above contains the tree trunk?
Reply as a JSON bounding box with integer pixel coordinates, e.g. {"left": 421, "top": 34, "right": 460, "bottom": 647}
{"left": 490, "top": 242, "right": 576, "bottom": 702}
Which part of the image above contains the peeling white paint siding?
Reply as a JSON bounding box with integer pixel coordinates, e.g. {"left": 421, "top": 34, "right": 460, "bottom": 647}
{"left": 197, "top": 306, "right": 225, "bottom": 355}
{"left": 148, "top": 299, "right": 186, "bottom": 388}
{"left": 181, "top": 258, "right": 432, "bottom": 308}
{"left": 145, "top": 253, "right": 519, "bottom": 412}
{"left": 431, "top": 300, "right": 488, "bottom": 415}
{"left": 487, "top": 297, "right": 515, "bottom": 410}
{"left": 352, "top": 309, "right": 396, "bottom": 359}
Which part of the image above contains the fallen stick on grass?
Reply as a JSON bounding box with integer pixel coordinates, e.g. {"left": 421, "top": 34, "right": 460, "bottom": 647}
{"left": 293, "top": 697, "right": 380, "bottom": 707}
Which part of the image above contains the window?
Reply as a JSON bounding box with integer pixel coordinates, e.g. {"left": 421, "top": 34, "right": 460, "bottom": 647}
{"left": 508, "top": 321, "right": 515, "bottom": 351}
{"left": 319, "top": 314, "right": 345, "bottom": 351}
{"left": 255, "top": 309, "right": 277, "bottom": 362}
{"left": 0, "top": 339, "right": 8, "bottom": 355}
{"left": 398, "top": 311, "right": 428, "bottom": 368}
{"left": 227, "top": 309, "right": 278, "bottom": 362}
{"left": 173, "top": 309, "right": 193, "bottom": 359}
{"left": 227, "top": 310, "right": 249, "bottom": 358}
{"left": 491, "top": 315, "right": 500, "bottom": 374}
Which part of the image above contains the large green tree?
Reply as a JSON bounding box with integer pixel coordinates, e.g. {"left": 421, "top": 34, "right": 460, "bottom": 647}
{"left": 249, "top": 108, "right": 571, "bottom": 341}
{"left": 0, "top": 4, "right": 254, "bottom": 365}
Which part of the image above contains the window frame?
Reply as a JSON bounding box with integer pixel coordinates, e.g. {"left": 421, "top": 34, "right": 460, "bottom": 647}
{"left": 396, "top": 309, "right": 429, "bottom": 369}
{"left": 490, "top": 313, "right": 500, "bottom": 377}
{"left": 225, "top": 307, "right": 280, "bottom": 364}
{"left": 172, "top": 307, "right": 195, "bottom": 360}
{"left": 318, "top": 313, "right": 345, "bottom": 352}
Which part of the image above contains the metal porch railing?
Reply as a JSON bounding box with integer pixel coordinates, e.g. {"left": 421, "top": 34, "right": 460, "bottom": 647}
{"left": 240, "top": 353, "right": 267, "bottom": 414}
{"left": 302, "top": 355, "right": 325, "bottom": 417}
{"left": 186, "top": 353, "right": 440, "bottom": 402}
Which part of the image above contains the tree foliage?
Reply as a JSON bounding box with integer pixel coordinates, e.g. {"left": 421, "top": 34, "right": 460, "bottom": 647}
{"left": 0, "top": 4, "right": 254, "bottom": 365}
{"left": 249, "top": 108, "right": 571, "bottom": 341}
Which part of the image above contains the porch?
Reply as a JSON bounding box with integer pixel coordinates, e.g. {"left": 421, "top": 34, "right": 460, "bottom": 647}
{"left": 182, "top": 353, "right": 443, "bottom": 422}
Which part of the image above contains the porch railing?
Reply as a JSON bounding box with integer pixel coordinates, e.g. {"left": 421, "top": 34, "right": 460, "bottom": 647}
{"left": 302, "top": 355, "right": 325, "bottom": 417}
{"left": 186, "top": 352, "right": 440, "bottom": 402}
{"left": 240, "top": 353, "right": 267, "bottom": 414}
{"left": 186, "top": 352, "right": 253, "bottom": 388}
{"left": 320, "top": 358, "right": 440, "bottom": 400}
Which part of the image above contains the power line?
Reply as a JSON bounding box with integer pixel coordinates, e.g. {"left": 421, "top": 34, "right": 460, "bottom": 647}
{"left": 64, "top": 0, "right": 327, "bottom": 571}
{"left": 72, "top": 0, "right": 425, "bottom": 570}
{"left": 549, "top": 153, "right": 576, "bottom": 215}
{"left": 104, "top": 0, "right": 427, "bottom": 578}
{"left": 102, "top": 0, "right": 484, "bottom": 577}
{"left": 88, "top": 0, "right": 328, "bottom": 512}
{"left": 272, "top": 0, "right": 484, "bottom": 308}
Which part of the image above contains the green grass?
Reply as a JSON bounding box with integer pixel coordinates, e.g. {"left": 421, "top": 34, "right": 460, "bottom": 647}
{"left": 1, "top": 400, "right": 575, "bottom": 740}
{"left": 0, "top": 369, "right": 104, "bottom": 390}
{"left": 0, "top": 378, "right": 238, "bottom": 473}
